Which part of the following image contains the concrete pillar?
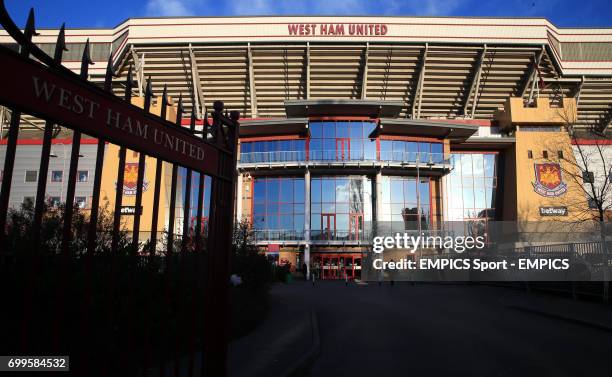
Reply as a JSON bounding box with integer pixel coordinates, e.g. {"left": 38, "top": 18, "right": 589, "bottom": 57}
{"left": 236, "top": 173, "right": 243, "bottom": 223}
{"left": 304, "top": 169, "right": 311, "bottom": 279}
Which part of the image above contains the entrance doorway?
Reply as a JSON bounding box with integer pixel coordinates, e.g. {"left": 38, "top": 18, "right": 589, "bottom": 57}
{"left": 312, "top": 253, "right": 363, "bottom": 280}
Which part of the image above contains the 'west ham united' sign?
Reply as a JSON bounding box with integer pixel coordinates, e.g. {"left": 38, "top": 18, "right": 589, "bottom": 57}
{"left": 0, "top": 46, "right": 220, "bottom": 176}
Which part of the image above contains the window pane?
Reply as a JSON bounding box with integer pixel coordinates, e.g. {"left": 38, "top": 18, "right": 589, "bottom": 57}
{"left": 25, "top": 170, "right": 37, "bottom": 182}
{"left": 78, "top": 171, "right": 88, "bottom": 182}
{"left": 311, "top": 179, "right": 322, "bottom": 202}
{"left": 404, "top": 178, "right": 416, "bottom": 202}
{"left": 484, "top": 154, "right": 496, "bottom": 177}
{"left": 322, "top": 122, "right": 335, "bottom": 138}
{"left": 293, "top": 179, "right": 305, "bottom": 203}
{"left": 310, "top": 122, "right": 323, "bottom": 138}
{"left": 266, "top": 179, "right": 279, "bottom": 201}
{"left": 363, "top": 121, "right": 376, "bottom": 135}
{"left": 51, "top": 171, "right": 63, "bottom": 182}
{"left": 472, "top": 154, "right": 484, "bottom": 177}
{"left": 349, "top": 122, "right": 362, "bottom": 139}
{"left": 336, "top": 122, "right": 350, "bottom": 138}
{"left": 364, "top": 139, "right": 377, "bottom": 160}
{"left": 254, "top": 180, "right": 266, "bottom": 202}
{"left": 280, "top": 179, "right": 293, "bottom": 202}
{"left": 391, "top": 180, "right": 403, "bottom": 202}
{"left": 322, "top": 180, "right": 335, "bottom": 202}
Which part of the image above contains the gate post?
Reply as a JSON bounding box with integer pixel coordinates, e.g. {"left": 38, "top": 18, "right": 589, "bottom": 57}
{"left": 202, "top": 101, "right": 239, "bottom": 377}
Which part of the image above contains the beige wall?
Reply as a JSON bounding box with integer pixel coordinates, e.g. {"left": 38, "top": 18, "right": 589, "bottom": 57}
{"left": 514, "top": 128, "right": 588, "bottom": 222}
{"left": 99, "top": 96, "right": 179, "bottom": 236}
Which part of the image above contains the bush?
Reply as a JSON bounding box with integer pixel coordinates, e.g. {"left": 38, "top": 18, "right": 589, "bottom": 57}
{"left": 0, "top": 204, "right": 273, "bottom": 374}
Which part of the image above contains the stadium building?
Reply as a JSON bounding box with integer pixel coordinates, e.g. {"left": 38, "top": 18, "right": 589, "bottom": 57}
{"left": 1, "top": 16, "right": 611, "bottom": 279}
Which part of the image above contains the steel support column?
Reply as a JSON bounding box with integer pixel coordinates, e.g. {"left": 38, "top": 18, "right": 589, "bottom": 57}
{"left": 130, "top": 46, "right": 145, "bottom": 97}
{"left": 304, "top": 169, "right": 311, "bottom": 279}
{"left": 410, "top": 44, "right": 428, "bottom": 119}
{"left": 306, "top": 42, "right": 311, "bottom": 100}
{"left": 247, "top": 43, "right": 258, "bottom": 118}
{"left": 462, "top": 45, "right": 487, "bottom": 118}
{"left": 189, "top": 44, "right": 206, "bottom": 119}
{"left": 360, "top": 43, "right": 369, "bottom": 100}
{"left": 519, "top": 46, "right": 545, "bottom": 99}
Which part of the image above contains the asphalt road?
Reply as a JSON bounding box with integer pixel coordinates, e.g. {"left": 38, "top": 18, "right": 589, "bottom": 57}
{"left": 286, "top": 281, "right": 612, "bottom": 377}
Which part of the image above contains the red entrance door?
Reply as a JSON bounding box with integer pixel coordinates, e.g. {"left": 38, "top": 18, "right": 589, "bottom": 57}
{"left": 336, "top": 138, "right": 350, "bottom": 161}
{"left": 321, "top": 213, "right": 335, "bottom": 240}
{"left": 349, "top": 213, "right": 363, "bottom": 240}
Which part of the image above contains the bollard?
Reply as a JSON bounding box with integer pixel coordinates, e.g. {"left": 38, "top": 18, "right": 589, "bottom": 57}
{"left": 312, "top": 274, "right": 315, "bottom": 286}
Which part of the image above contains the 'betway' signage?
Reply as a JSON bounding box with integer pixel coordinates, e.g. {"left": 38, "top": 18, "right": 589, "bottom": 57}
{"left": 539, "top": 206, "right": 568, "bottom": 216}
{"left": 288, "top": 23, "right": 388, "bottom": 36}
{"left": 0, "top": 46, "right": 219, "bottom": 176}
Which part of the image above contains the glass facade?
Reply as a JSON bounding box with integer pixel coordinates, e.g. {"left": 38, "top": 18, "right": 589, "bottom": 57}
{"left": 309, "top": 121, "right": 377, "bottom": 161}
{"left": 310, "top": 176, "right": 373, "bottom": 241}
{"left": 239, "top": 121, "right": 446, "bottom": 165}
{"left": 379, "top": 140, "right": 444, "bottom": 163}
{"left": 445, "top": 153, "right": 497, "bottom": 221}
{"left": 379, "top": 176, "right": 431, "bottom": 234}
{"left": 252, "top": 177, "right": 305, "bottom": 240}
{"left": 240, "top": 139, "right": 306, "bottom": 163}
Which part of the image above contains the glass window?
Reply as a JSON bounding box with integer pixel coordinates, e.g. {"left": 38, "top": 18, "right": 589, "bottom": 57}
{"left": 349, "top": 122, "right": 362, "bottom": 138}
{"left": 483, "top": 154, "right": 495, "bottom": 177}
{"left": 380, "top": 140, "right": 393, "bottom": 161}
{"left": 364, "top": 139, "right": 377, "bottom": 160}
{"left": 75, "top": 196, "right": 87, "bottom": 208}
{"left": 310, "top": 177, "right": 372, "bottom": 240}
{"left": 78, "top": 171, "right": 88, "bottom": 182}
{"left": 240, "top": 140, "right": 307, "bottom": 163}
{"left": 381, "top": 176, "right": 431, "bottom": 232}
{"left": 310, "top": 122, "right": 323, "bottom": 138}
{"left": 322, "top": 179, "right": 335, "bottom": 202}
{"left": 445, "top": 153, "right": 498, "bottom": 222}
{"left": 252, "top": 177, "right": 305, "bottom": 237}
{"left": 431, "top": 143, "right": 444, "bottom": 163}
{"left": 293, "top": 178, "right": 305, "bottom": 203}
{"left": 49, "top": 196, "right": 61, "bottom": 207}
{"left": 322, "top": 122, "right": 335, "bottom": 138}
{"left": 25, "top": 170, "right": 37, "bottom": 183}
{"left": 309, "top": 121, "right": 377, "bottom": 162}
{"left": 336, "top": 122, "right": 350, "bottom": 138}
{"left": 51, "top": 170, "right": 63, "bottom": 182}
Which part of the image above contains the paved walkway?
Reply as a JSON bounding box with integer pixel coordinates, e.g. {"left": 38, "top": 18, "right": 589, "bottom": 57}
{"left": 228, "top": 282, "right": 317, "bottom": 377}
{"left": 289, "top": 281, "right": 612, "bottom": 377}
{"left": 226, "top": 281, "right": 612, "bottom": 377}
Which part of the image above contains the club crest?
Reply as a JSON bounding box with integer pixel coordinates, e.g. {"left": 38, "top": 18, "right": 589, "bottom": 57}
{"left": 532, "top": 163, "right": 567, "bottom": 197}
{"left": 120, "top": 162, "right": 148, "bottom": 196}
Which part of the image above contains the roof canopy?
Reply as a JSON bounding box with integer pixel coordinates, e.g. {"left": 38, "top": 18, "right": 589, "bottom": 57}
{"left": 240, "top": 118, "right": 308, "bottom": 137}
{"left": 285, "top": 99, "right": 404, "bottom": 118}
{"left": 371, "top": 118, "right": 478, "bottom": 141}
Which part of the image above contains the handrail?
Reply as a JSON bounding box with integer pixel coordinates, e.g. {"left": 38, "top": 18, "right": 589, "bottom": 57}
{"left": 240, "top": 150, "right": 449, "bottom": 164}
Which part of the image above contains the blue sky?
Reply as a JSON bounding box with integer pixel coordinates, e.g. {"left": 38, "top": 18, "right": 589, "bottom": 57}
{"left": 5, "top": 0, "right": 612, "bottom": 29}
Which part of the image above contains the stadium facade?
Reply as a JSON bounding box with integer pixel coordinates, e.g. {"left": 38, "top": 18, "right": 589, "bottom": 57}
{"left": 1, "top": 16, "right": 611, "bottom": 279}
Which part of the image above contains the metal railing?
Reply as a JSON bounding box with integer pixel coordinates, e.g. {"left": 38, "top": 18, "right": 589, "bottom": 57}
{"left": 253, "top": 229, "right": 304, "bottom": 242}
{"left": 310, "top": 230, "right": 372, "bottom": 242}
{"left": 239, "top": 150, "right": 450, "bottom": 165}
